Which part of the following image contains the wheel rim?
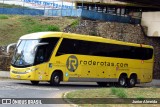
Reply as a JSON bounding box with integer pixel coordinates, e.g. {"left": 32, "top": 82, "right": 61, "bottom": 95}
{"left": 54, "top": 75, "right": 59, "bottom": 83}
{"left": 130, "top": 78, "right": 135, "bottom": 85}
{"left": 120, "top": 78, "right": 125, "bottom": 86}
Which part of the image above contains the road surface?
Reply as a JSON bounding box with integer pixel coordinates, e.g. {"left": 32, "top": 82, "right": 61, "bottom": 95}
{"left": 0, "top": 79, "right": 160, "bottom": 107}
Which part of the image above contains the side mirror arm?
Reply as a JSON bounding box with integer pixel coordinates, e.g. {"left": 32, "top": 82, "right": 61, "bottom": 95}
{"left": 7, "top": 43, "right": 17, "bottom": 53}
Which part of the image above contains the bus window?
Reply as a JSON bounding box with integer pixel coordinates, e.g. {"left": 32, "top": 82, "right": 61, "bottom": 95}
{"left": 35, "top": 46, "right": 46, "bottom": 64}
{"left": 34, "top": 37, "right": 59, "bottom": 65}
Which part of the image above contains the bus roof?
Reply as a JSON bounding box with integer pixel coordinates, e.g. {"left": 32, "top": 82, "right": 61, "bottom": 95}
{"left": 20, "top": 32, "right": 63, "bottom": 39}
{"left": 20, "top": 32, "right": 153, "bottom": 48}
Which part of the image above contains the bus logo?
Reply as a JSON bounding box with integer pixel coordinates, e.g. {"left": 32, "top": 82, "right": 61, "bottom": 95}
{"left": 66, "top": 55, "right": 78, "bottom": 72}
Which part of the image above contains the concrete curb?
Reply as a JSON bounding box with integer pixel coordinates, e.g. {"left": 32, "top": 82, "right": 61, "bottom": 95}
{"left": 63, "top": 91, "right": 78, "bottom": 107}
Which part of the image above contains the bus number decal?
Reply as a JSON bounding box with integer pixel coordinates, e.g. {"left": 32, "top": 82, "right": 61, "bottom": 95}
{"left": 66, "top": 55, "right": 78, "bottom": 72}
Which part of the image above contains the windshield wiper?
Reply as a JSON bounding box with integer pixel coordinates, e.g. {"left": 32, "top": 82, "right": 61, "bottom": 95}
{"left": 13, "top": 54, "right": 21, "bottom": 65}
{"left": 13, "top": 51, "right": 24, "bottom": 66}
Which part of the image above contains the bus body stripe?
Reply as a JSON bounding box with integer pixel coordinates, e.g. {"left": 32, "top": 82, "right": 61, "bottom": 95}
{"left": 68, "top": 77, "right": 118, "bottom": 82}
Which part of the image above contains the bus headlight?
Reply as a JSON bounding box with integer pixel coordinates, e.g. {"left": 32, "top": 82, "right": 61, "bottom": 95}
{"left": 26, "top": 68, "right": 38, "bottom": 73}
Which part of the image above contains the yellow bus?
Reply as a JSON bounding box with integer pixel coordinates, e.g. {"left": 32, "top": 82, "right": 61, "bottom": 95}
{"left": 9, "top": 32, "right": 154, "bottom": 87}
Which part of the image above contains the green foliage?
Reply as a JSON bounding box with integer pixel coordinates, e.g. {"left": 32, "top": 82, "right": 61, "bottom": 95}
{"left": 20, "top": 17, "right": 40, "bottom": 33}
{"left": 0, "top": 15, "right": 9, "bottom": 19}
{"left": 136, "top": 96, "right": 145, "bottom": 100}
{"left": 111, "top": 87, "right": 127, "bottom": 98}
{"left": 20, "top": 16, "right": 61, "bottom": 33}
{"left": 70, "top": 19, "right": 80, "bottom": 28}
{"left": 0, "top": 15, "right": 76, "bottom": 45}
{"left": 21, "top": 17, "right": 36, "bottom": 25}
{"left": 111, "top": 87, "right": 117, "bottom": 95}
{"left": 116, "top": 89, "right": 127, "bottom": 98}
{"left": 28, "top": 25, "right": 44, "bottom": 33}
{"left": 47, "top": 25, "right": 60, "bottom": 31}
{"left": 64, "top": 87, "right": 160, "bottom": 106}
{"left": 27, "top": 25, "right": 60, "bottom": 33}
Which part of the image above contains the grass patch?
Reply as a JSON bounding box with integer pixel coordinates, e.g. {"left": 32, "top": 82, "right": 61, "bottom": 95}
{"left": 70, "top": 18, "right": 80, "bottom": 28}
{"left": 64, "top": 87, "right": 160, "bottom": 106}
{"left": 21, "top": 17, "right": 36, "bottom": 25}
{"left": 0, "top": 15, "right": 77, "bottom": 45}
{"left": 66, "top": 89, "right": 111, "bottom": 98}
{"left": 0, "top": 15, "right": 9, "bottom": 19}
{"left": 65, "top": 88, "right": 160, "bottom": 99}
{"left": 111, "top": 87, "right": 117, "bottom": 95}
{"left": 20, "top": 16, "right": 61, "bottom": 33}
{"left": 136, "top": 95, "right": 145, "bottom": 100}
{"left": 47, "top": 25, "right": 60, "bottom": 31}
{"left": 111, "top": 87, "right": 127, "bottom": 98}
{"left": 116, "top": 89, "right": 127, "bottom": 98}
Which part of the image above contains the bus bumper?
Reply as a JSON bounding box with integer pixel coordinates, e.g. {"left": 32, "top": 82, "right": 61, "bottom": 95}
{"left": 10, "top": 70, "right": 35, "bottom": 80}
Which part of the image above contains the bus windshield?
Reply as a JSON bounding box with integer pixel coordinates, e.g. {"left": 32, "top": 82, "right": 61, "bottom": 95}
{"left": 11, "top": 39, "right": 39, "bottom": 67}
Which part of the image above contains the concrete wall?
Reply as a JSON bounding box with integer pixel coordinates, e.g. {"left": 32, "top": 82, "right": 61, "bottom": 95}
{"left": 141, "top": 12, "right": 160, "bottom": 37}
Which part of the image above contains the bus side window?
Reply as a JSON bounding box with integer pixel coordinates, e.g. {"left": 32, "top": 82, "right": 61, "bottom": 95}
{"left": 35, "top": 46, "right": 46, "bottom": 64}
{"left": 56, "top": 39, "right": 77, "bottom": 56}
{"left": 36, "top": 49, "right": 44, "bottom": 62}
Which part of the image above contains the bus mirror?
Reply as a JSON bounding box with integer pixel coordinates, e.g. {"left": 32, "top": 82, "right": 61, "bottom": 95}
{"left": 31, "top": 42, "right": 48, "bottom": 53}
{"left": 7, "top": 43, "right": 17, "bottom": 54}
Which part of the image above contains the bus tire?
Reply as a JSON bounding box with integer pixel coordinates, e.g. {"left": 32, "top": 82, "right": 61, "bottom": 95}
{"left": 50, "top": 72, "right": 60, "bottom": 86}
{"left": 127, "top": 75, "right": 137, "bottom": 88}
{"left": 118, "top": 75, "right": 127, "bottom": 87}
{"left": 31, "top": 81, "right": 39, "bottom": 85}
{"left": 97, "top": 82, "right": 108, "bottom": 87}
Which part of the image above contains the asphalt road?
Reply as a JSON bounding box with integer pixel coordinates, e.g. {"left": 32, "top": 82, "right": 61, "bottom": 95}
{"left": 0, "top": 79, "right": 160, "bottom": 107}
{"left": 0, "top": 79, "right": 100, "bottom": 107}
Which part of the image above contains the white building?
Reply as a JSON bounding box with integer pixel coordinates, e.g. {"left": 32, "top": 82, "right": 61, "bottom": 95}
{"left": 141, "top": 12, "right": 160, "bottom": 37}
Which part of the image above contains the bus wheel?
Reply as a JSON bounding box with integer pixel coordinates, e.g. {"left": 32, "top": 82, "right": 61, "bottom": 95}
{"left": 50, "top": 72, "right": 60, "bottom": 86}
{"left": 127, "top": 76, "right": 137, "bottom": 88}
{"left": 31, "top": 81, "right": 39, "bottom": 85}
{"left": 118, "top": 75, "right": 127, "bottom": 87}
{"left": 97, "top": 82, "right": 108, "bottom": 87}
